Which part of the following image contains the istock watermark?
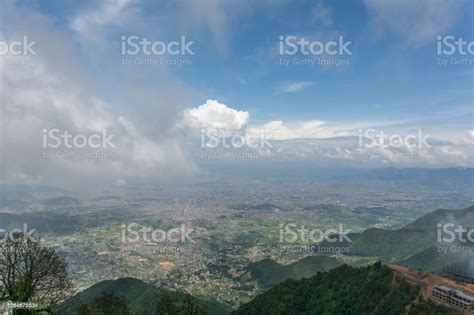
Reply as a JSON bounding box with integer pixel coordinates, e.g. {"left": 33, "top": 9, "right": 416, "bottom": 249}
{"left": 437, "top": 223, "right": 474, "bottom": 254}
{"left": 199, "top": 128, "right": 273, "bottom": 160}
{"left": 42, "top": 128, "right": 117, "bottom": 160}
{"left": 121, "top": 35, "right": 193, "bottom": 67}
{"left": 278, "top": 35, "right": 351, "bottom": 67}
{"left": 278, "top": 223, "right": 351, "bottom": 254}
{"left": 121, "top": 223, "right": 194, "bottom": 256}
{"left": 121, "top": 223, "right": 195, "bottom": 244}
{"left": 42, "top": 129, "right": 115, "bottom": 148}
{"left": 358, "top": 129, "right": 431, "bottom": 149}
{"left": 437, "top": 35, "right": 474, "bottom": 67}
{"left": 0, "top": 224, "right": 38, "bottom": 243}
{"left": 0, "top": 224, "right": 38, "bottom": 253}
{"left": 0, "top": 36, "right": 36, "bottom": 55}
{"left": 0, "top": 36, "right": 36, "bottom": 65}
{"left": 200, "top": 128, "right": 273, "bottom": 149}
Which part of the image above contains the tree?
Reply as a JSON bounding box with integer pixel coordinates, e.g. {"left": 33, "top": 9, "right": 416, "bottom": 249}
{"left": 78, "top": 292, "right": 130, "bottom": 315}
{"left": 154, "top": 291, "right": 206, "bottom": 315}
{"left": 0, "top": 232, "right": 74, "bottom": 314}
{"left": 78, "top": 303, "right": 93, "bottom": 315}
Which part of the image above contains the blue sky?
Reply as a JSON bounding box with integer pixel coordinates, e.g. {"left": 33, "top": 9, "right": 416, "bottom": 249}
{"left": 17, "top": 0, "right": 473, "bottom": 128}
{"left": 1, "top": 0, "right": 473, "bottom": 183}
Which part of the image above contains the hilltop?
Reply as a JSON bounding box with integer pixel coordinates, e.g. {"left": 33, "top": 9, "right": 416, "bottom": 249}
{"left": 57, "top": 277, "right": 230, "bottom": 315}
{"left": 244, "top": 256, "right": 342, "bottom": 289}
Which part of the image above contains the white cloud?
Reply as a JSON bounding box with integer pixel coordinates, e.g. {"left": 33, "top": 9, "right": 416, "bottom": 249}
{"left": 463, "top": 130, "right": 474, "bottom": 144}
{"left": 273, "top": 81, "right": 314, "bottom": 95}
{"left": 180, "top": 100, "right": 473, "bottom": 167}
{"left": 363, "top": 0, "right": 464, "bottom": 46}
{"left": 248, "top": 120, "right": 348, "bottom": 140}
{"left": 181, "top": 100, "right": 345, "bottom": 141}
{"left": 0, "top": 4, "right": 195, "bottom": 185}
{"left": 182, "top": 100, "right": 250, "bottom": 134}
{"left": 180, "top": 100, "right": 355, "bottom": 155}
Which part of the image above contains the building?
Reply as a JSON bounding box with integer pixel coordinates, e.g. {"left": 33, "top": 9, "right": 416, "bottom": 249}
{"left": 443, "top": 267, "right": 474, "bottom": 285}
{"left": 431, "top": 285, "right": 474, "bottom": 313}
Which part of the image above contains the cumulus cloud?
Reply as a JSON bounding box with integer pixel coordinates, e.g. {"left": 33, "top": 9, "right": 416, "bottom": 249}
{"left": 179, "top": 100, "right": 473, "bottom": 167}
{"left": 182, "top": 99, "right": 250, "bottom": 134}
{"left": 363, "top": 0, "right": 465, "bottom": 46}
{"left": 181, "top": 100, "right": 346, "bottom": 141}
{"left": 1, "top": 1, "right": 472, "bottom": 186}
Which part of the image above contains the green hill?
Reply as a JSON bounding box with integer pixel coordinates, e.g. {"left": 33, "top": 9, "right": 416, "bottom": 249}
{"left": 246, "top": 256, "right": 342, "bottom": 289}
{"left": 320, "top": 227, "right": 434, "bottom": 261}
{"left": 319, "top": 205, "right": 474, "bottom": 272}
{"left": 57, "top": 277, "right": 230, "bottom": 315}
{"left": 401, "top": 244, "right": 473, "bottom": 273}
{"left": 245, "top": 206, "right": 474, "bottom": 292}
{"left": 403, "top": 206, "right": 474, "bottom": 231}
{"left": 235, "top": 263, "right": 452, "bottom": 315}
{"left": 289, "top": 256, "right": 342, "bottom": 278}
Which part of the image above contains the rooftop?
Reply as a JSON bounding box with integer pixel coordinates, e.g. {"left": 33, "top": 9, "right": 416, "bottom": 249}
{"left": 434, "top": 285, "right": 474, "bottom": 302}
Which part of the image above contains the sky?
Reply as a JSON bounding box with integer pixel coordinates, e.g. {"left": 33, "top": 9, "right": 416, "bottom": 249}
{"left": 0, "top": 0, "right": 473, "bottom": 185}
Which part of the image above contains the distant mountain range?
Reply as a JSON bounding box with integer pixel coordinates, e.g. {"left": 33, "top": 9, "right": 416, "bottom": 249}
{"left": 198, "top": 134, "right": 474, "bottom": 168}
{"left": 365, "top": 167, "right": 474, "bottom": 187}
